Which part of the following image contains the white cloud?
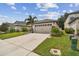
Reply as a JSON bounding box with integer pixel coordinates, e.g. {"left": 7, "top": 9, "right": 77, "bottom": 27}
{"left": 69, "top": 3, "right": 79, "bottom": 7}
{"left": 69, "top": 10, "right": 73, "bottom": 13}
{"left": 40, "top": 9, "right": 47, "bottom": 11}
{"left": 22, "top": 6, "right": 27, "bottom": 10}
{"left": 47, "top": 12, "right": 60, "bottom": 19}
{"left": 14, "top": 11, "right": 22, "bottom": 14}
{"left": 70, "top": 4, "right": 73, "bottom": 7}
{"left": 25, "top": 12, "right": 29, "bottom": 15}
{"left": 74, "top": 3, "right": 79, "bottom": 7}
{"left": 37, "top": 3, "right": 59, "bottom": 9}
{"left": 37, "top": 4, "right": 41, "bottom": 8}
{"left": 0, "top": 15, "right": 15, "bottom": 25}
{"left": 6, "top": 3, "right": 15, "bottom": 6}
{"left": 38, "top": 12, "right": 60, "bottom": 20}
{"left": 6, "top": 3, "right": 16, "bottom": 10}
{"left": 63, "top": 10, "right": 67, "bottom": 13}
{"left": 11, "top": 6, "right": 16, "bottom": 10}
{"left": 25, "top": 12, "right": 35, "bottom": 16}
{"left": 31, "top": 13, "right": 35, "bottom": 16}
{"left": 36, "top": 3, "right": 59, "bottom": 11}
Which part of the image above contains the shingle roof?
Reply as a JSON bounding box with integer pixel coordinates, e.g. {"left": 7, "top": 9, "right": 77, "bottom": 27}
{"left": 66, "top": 11, "right": 79, "bottom": 24}
{"left": 5, "top": 23, "right": 14, "bottom": 26}
{"left": 69, "top": 11, "right": 79, "bottom": 15}
{"left": 34, "top": 19, "right": 57, "bottom": 24}
{"left": 14, "top": 21, "right": 26, "bottom": 26}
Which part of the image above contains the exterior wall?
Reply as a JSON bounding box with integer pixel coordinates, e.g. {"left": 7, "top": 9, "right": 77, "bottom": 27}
{"left": 76, "top": 19, "right": 79, "bottom": 30}
{"left": 14, "top": 26, "right": 22, "bottom": 31}
{"left": 33, "top": 22, "right": 58, "bottom": 33}
{"left": 26, "top": 26, "right": 31, "bottom": 31}
{"left": 64, "top": 13, "right": 79, "bottom": 34}
{"left": 69, "top": 21, "right": 77, "bottom": 34}
{"left": 76, "top": 19, "right": 79, "bottom": 34}
{"left": 9, "top": 25, "right": 27, "bottom": 32}
{"left": 26, "top": 24, "right": 31, "bottom": 31}
{"left": 64, "top": 14, "right": 79, "bottom": 29}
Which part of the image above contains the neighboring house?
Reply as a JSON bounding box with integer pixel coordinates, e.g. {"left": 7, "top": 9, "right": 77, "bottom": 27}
{"left": 8, "top": 23, "right": 15, "bottom": 31}
{"left": 64, "top": 11, "right": 79, "bottom": 34}
{"left": 14, "top": 21, "right": 26, "bottom": 31}
{"left": 26, "top": 24, "right": 31, "bottom": 31}
{"left": 8, "top": 21, "right": 26, "bottom": 31}
{"left": 33, "top": 19, "right": 58, "bottom": 33}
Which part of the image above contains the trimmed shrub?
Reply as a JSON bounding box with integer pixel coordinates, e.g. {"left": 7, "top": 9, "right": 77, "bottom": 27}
{"left": 22, "top": 27, "right": 28, "bottom": 32}
{"left": 16, "top": 29, "right": 20, "bottom": 32}
{"left": 51, "top": 26, "right": 63, "bottom": 36}
{"left": 9, "top": 28, "right": 15, "bottom": 32}
{"left": 65, "top": 28, "right": 74, "bottom": 34}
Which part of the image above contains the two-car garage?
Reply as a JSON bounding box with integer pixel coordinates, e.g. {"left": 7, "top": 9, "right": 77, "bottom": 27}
{"left": 33, "top": 23, "right": 52, "bottom": 33}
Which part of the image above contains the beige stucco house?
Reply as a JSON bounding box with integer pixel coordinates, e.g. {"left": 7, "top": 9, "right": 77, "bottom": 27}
{"left": 8, "top": 21, "right": 26, "bottom": 32}
{"left": 64, "top": 11, "right": 79, "bottom": 34}
{"left": 33, "top": 19, "right": 58, "bottom": 33}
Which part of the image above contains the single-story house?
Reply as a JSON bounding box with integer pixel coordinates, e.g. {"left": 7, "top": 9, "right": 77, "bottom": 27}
{"left": 8, "top": 21, "right": 26, "bottom": 31}
{"left": 26, "top": 24, "right": 31, "bottom": 31}
{"left": 33, "top": 19, "right": 58, "bottom": 33}
{"left": 64, "top": 11, "right": 79, "bottom": 34}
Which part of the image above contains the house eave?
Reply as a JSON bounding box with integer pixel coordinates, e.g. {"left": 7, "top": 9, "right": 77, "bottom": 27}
{"left": 68, "top": 17, "right": 79, "bottom": 24}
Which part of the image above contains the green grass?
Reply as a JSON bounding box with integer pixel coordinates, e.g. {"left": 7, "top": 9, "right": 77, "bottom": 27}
{"left": 0, "top": 32, "right": 26, "bottom": 40}
{"left": 33, "top": 35, "right": 79, "bottom": 56}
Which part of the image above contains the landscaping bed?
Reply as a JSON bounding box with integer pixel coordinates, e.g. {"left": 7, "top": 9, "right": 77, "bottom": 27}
{"left": 0, "top": 32, "right": 27, "bottom": 40}
{"left": 33, "top": 35, "right": 79, "bottom": 56}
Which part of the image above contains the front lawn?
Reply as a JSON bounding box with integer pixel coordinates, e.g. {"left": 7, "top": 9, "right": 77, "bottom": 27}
{"left": 0, "top": 32, "right": 26, "bottom": 40}
{"left": 33, "top": 35, "right": 79, "bottom": 56}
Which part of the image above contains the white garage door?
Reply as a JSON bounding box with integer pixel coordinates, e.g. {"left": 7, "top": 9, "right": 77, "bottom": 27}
{"left": 33, "top": 24, "right": 52, "bottom": 33}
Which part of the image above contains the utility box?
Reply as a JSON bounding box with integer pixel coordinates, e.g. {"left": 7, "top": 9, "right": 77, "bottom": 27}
{"left": 71, "top": 36, "right": 78, "bottom": 50}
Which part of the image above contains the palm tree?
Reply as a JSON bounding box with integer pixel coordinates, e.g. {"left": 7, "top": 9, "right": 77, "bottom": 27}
{"left": 25, "top": 15, "right": 37, "bottom": 33}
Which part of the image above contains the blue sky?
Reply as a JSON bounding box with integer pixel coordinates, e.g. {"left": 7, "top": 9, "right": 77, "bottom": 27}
{"left": 0, "top": 3, "right": 79, "bottom": 24}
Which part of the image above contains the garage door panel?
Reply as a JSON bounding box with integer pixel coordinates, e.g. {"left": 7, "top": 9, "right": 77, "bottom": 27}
{"left": 33, "top": 25, "right": 52, "bottom": 33}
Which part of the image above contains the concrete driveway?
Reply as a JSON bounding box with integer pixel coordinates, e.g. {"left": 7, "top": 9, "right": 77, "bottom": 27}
{"left": 0, "top": 33, "right": 49, "bottom": 56}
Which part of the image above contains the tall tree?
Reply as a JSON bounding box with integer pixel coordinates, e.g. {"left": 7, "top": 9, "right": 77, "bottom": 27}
{"left": 25, "top": 15, "right": 37, "bottom": 33}
{"left": 57, "top": 13, "right": 69, "bottom": 30}
{"left": 0, "top": 23, "right": 9, "bottom": 32}
{"left": 63, "top": 13, "right": 69, "bottom": 22}
{"left": 58, "top": 16, "right": 64, "bottom": 30}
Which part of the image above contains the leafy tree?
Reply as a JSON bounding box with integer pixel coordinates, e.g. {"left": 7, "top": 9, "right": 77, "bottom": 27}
{"left": 63, "top": 13, "right": 69, "bottom": 22}
{"left": 22, "top": 27, "right": 28, "bottom": 32}
{"left": 25, "top": 15, "right": 37, "bottom": 33}
{"left": 58, "top": 16, "right": 64, "bottom": 30}
{"left": 0, "top": 23, "right": 9, "bottom": 32}
{"left": 57, "top": 13, "right": 69, "bottom": 30}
